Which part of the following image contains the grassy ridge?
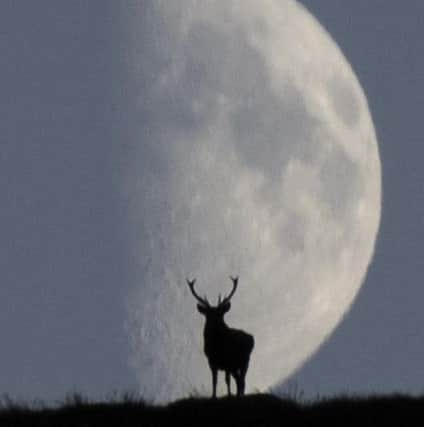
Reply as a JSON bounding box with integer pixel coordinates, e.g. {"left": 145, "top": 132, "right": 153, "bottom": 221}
{"left": 1, "top": 392, "right": 423, "bottom": 426}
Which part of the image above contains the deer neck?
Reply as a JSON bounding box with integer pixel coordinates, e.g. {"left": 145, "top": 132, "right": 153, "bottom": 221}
{"left": 204, "top": 319, "right": 228, "bottom": 338}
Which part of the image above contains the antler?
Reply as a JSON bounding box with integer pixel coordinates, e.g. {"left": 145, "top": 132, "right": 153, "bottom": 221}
{"left": 186, "top": 278, "right": 210, "bottom": 307}
{"left": 220, "top": 276, "right": 238, "bottom": 305}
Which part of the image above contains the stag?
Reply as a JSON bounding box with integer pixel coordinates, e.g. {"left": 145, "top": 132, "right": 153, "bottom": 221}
{"left": 187, "top": 276, "right": 254, "bottom": 398}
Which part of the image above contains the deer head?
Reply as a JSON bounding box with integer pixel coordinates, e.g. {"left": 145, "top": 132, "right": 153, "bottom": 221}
{"left": 186, "top": 276, "right": 238, "bottom": 319}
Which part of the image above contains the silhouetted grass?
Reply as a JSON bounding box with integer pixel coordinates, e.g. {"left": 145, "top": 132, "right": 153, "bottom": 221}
{"left": 1, "top": 391, "right": 424, "bottom": 426}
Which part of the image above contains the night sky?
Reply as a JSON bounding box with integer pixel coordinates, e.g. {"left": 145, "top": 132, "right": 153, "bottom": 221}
{"left": 1, "top": 1, "right": 423, "bottom": 401}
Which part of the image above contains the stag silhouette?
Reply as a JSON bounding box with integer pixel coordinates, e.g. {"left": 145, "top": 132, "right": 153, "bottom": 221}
{"left": 187, "top": 276, "right": 254, "bottom": 398}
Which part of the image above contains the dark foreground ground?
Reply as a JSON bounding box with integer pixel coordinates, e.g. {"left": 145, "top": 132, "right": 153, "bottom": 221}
{"left": 1, "top": 392, "right": 424, "bottom": 427}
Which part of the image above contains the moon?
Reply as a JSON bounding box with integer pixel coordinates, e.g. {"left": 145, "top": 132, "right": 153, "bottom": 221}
{"left": 123, "top": 0, "right": 381, "bottom": 402}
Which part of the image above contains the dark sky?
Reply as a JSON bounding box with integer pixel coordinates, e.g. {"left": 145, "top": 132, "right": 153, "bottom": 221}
{"left": 0, "top": 1, "right": 136, "bottom": 400}
{"left": 1, "top": 1, "right": 423, "bottom": 401}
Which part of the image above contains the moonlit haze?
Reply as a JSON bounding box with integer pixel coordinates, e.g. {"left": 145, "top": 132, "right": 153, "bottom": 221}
{"left": 123, "top": 0, "right": 381, "bottom": 402}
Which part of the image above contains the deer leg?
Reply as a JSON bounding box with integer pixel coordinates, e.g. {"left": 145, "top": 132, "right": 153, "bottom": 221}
{"left": 211, "top": 368, "right": 218, "bottom": 399}
{"left": 232, "top": 368, "right": 246, "bottom": 397}
{"left": 238, "top": 360, "right": 250, "bottom": 396}
{"left": 233, "top": 371, "right": 242, "bottom": 397}
{"left": 225, "top": 371, "right": 231, "bottom": 396}
{"left": 238, "top": 374, "right": 246, "bottom": 396}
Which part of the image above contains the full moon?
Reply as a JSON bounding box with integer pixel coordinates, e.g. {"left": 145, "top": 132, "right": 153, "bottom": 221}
{"left": 123, "top": 0, "right": 381, "bottom": 402}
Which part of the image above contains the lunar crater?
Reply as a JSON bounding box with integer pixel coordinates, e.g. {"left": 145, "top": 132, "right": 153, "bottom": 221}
{"left": 328, "top": 74, "right": 361, "bottom": 128}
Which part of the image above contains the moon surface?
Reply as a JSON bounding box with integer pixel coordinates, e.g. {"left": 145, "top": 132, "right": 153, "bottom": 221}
{"left": 123, "top": 0, "right": 381, "bottom": 402}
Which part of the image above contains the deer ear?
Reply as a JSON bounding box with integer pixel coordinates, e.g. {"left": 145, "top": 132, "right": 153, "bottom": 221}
{"left": 197, "top": 304, "right": 207, "bottom": 315}
{"left": 219, "top": 302, "right": 231, "bottom": 314}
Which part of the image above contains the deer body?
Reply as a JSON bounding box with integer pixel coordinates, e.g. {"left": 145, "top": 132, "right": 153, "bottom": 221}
{"left": 187, "top": 277, "right": 254, "bottom": 398}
